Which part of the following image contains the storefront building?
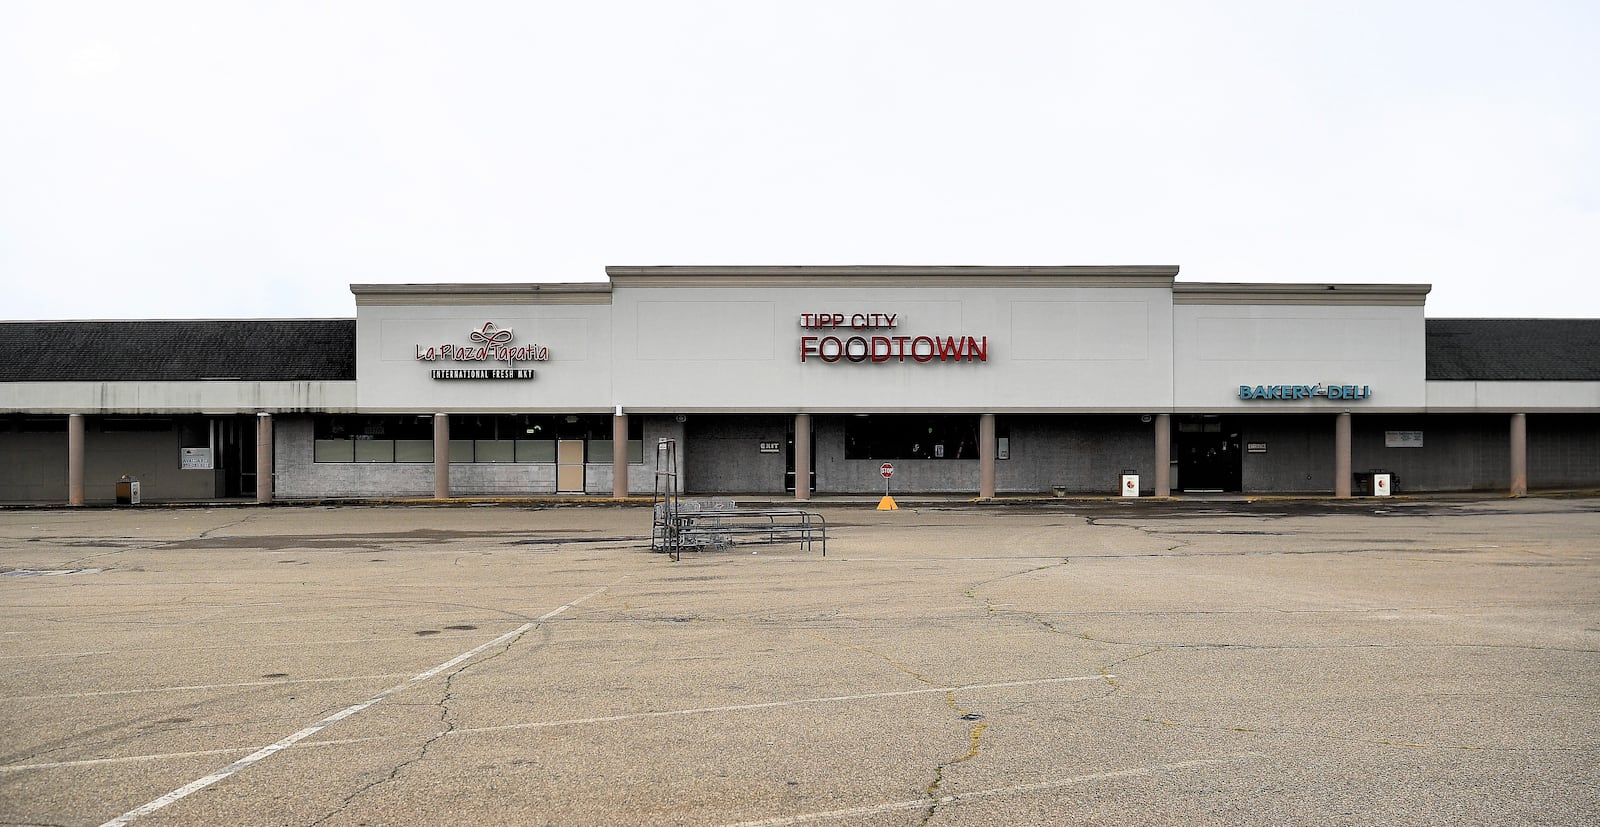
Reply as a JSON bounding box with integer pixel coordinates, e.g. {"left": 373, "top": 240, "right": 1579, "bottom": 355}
{"left": 3, "top": 266, "right": 1597, "bottom": 503}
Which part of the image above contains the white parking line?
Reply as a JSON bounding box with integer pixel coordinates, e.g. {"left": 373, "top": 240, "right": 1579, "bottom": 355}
{"left": 14, "top": 673, "right": 411, "bottom": 700}
{"left": 4, "top": 674, "right": 1110, "bottom": 774}
{"left": 715, "top": 753, "right": 1263, "bottom": 827}
{"left": 433, "top": 674, "right": 1113, "bottom": 736}
{"left": 94, "top": 584, "right": 613, "bottom": 827}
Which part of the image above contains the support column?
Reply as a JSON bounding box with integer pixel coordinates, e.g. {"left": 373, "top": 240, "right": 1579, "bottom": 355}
{"left": 68, "top": 414, "right": 85, "bottom": 506}
{"left": 1334, "top": 412, "right": 1352, "bottom": 498}
{"left": 612, "top": 410, "right": 629, "bottom": 498}
{"left": 433, "top": 414, "right": 450, "bottom": 499}
{"left": 1154, "top": 413, "right": 1171, "bottom": 497}
{"left": 1510, "top": 412, "right": 1527, "bottom": 497}
{"left": 256, "top": 412, "right": 274, "bottom": 504}
{"left": 978, "top": 413, "right": 996, "bottom": 499}
{"left": 793, "top": 413, "right": 811, "bottom": 501}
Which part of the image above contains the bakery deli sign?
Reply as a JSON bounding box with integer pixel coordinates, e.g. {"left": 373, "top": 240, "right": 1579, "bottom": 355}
{"left": 798, "top": 312, "right": 988, "bottom": 364}
{"left": 1238, "top": 383, "right": 1372, "bottom": 400}
{"left": 415, "top": 322, "right": 549, "bottom": 380}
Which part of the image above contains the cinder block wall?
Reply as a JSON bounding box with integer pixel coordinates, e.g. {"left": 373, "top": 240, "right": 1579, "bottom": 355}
{"left": 996, "top": 415, "right": 1156, "bottom": 495}
{"left": 1351, "top": 414, "right": 1508, "bottom": 492}
{"left": 1239, "top": 415, "right": 1336, "bottom": 494}
{"left": 683, "top": 415, "right": 789, "bottom": 494}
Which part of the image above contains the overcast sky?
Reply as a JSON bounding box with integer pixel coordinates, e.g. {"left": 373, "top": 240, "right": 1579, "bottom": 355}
{"left": 2, "top": 1, "right": 1595, "bottom": 321}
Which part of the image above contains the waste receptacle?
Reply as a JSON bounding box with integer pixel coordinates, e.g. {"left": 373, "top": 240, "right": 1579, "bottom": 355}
{"left": 1353, "top": 471, "right": 1394, "bottom": 497}
{"left": 115, "top": 475, "right": 140, "bottom": 505}
{"left": 1120, "top": 470, "right": 1139, "bottom": 498}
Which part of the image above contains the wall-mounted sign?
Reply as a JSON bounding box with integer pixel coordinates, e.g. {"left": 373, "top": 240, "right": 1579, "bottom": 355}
{"left": 797, "top": 312, "right": 988, "bottom": 364}
{"left": 1246, "top": 442, "right": 1268, "bottom": 453}
{"left": 759, "top": 441, "right": 781, "bottom": 453}
{"left": 180, "top": 447, "right": 213, "bottom": 470}
{"left": 1385, "top": 430, "right": 1423, "bottom": 448}
{"left": 416, "top": 322, "right": 548, "bottom": 380}
{"left": 1238, "top": 384, "right": 1371, "bottom": 400}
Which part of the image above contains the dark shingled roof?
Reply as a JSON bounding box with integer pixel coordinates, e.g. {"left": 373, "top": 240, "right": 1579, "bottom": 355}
{"left": 1427, "top": 319, "right": 1600, "bottom": 381}
{"left": 0, "top": 320, "right": 355, "bottom": 382}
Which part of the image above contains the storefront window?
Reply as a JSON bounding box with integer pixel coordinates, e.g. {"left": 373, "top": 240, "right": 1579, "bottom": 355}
{"left": 312, "top": 415, "right": 644, "bottom": 463}
{"left": 844, "top": 415, "right": 978, "bottom": 460}
{"left": 314, "top": 415, "right": 434, "bottom": 463}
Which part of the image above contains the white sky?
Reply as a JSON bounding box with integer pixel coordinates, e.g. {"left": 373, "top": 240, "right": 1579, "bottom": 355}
{"left": 2, "top": 1, "right": 1596, "bottom": 320}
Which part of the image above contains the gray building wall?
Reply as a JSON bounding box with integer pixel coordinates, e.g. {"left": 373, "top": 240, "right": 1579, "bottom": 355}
{"left": 1, "top": 418, "right": 219, "bottom": 503}
{"left": 1528, "top": 414, "right": 1599, "bottom": 489}
{"left": 996, "top": 416, "right": 1157, "bottom": 495}
{"left": 1238, "top": 415, "right": 1336, "bottom": 494}
{"left": 683, "top": 415, "right": 789, "bottom": 494}
{"left": 0, "top": 428, "right": 66, "bottom": 502}
{"left": 1350, "top": 414, "right": 1508, "bottom": 492}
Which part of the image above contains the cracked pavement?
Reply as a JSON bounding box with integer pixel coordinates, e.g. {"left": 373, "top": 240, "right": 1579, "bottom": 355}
{"left": 0, "top": 498, "right": 1596, "bottom": 825}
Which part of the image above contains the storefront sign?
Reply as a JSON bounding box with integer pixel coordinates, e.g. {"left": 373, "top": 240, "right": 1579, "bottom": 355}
{"left": 1238, "top": 384, "right": 1371, "bottom": 400}
{"left": 798, "top": 312, "right": 988, "bottom": 364}
{"left": 416, "top": 322, "right": 548, "bottom": 380}
{"left": 1385, "top": 430, "right": 1423, "bottom": 447}
{"left": 180, "top": 447, "right": 213, "bottom": 470}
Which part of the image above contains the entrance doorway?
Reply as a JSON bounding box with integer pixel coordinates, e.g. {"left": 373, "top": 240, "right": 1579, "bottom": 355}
{"left": 218, "top": 416, "right": 258, "bottom": 497}
{"left": 1176, "top": 416, "right": 1241, "bottom": 492}
{"left": 556, "top": 439, "right": 585, "bottom": 493}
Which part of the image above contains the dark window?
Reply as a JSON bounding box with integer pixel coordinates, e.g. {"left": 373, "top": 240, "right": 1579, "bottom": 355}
{"left": 100, "top": 418, "right": 174, "bottom": 432}
{"left": 844, "top": 415, "right": 978, "bottom": 460}
{"left": 16, "top": 417, "right": 67, "bottom": 432}
{"left": 315, "top": 415, "right": 435, "bottom": 440}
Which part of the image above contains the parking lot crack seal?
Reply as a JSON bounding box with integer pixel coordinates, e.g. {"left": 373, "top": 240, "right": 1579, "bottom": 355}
{"left": 919, "top": 695, "right": 990, "bottom": 825}
{"left": 306, "top": 627, "right": 532, "bottom": 826}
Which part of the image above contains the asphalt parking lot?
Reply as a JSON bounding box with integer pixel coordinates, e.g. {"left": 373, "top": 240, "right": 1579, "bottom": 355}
{"left": 1, "top": 498, "right": 1597, "bottom": 826}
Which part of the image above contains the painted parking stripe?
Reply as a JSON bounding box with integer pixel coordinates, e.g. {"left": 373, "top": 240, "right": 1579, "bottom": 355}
{"left": 94, "top": 584, "right": 613, "bottom": 827}
{"left": 14, "top": 673, "right": 411, "bottom": 700}
{"left": 6, "top": 674, "right": 1109, "bottom": 774}
{"left": 715, "top": 753, "right": 1262, "bottom": 827}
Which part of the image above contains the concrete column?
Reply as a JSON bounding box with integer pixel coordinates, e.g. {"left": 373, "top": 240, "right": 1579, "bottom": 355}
{"left": 1334, "top": 412, "right": 1352, "bottom": 498}
{"left": 68, "top": 414, "right": 85, "bottom": 506}
{"left": 1510, "top": 412, "right": 1527, "bottom": 497}
{"left": 979, "top": 413, "right": 996, "bottom": 499}
{"left": 1154, "top": 413, "right": 1171, "bottom": 497}
{"left": 793, "top": 413, "right": 811, "bottom": 501}
{"left": 612, "top": 411, "right": 629, "bottom": 498}
{"left": 433, "top": 414, "right": 450, "bottom": 499}
{"left": 256, "top": 413, "right": 274, "bottom": 504}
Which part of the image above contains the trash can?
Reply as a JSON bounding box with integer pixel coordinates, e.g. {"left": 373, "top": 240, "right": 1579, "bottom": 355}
{"left": 115, "top": 475, "right": 141, "bottom": 505}
{"left": 1353, "top": 471, "right": 1394, "bottom": 497}
{"left": 1120, "top": 470, "right": 1140, "bottom": 498}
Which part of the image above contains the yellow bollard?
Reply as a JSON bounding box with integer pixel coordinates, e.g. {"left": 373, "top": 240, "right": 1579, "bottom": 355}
{"left": 877, "top": 495, "right": 898, "bottom": 511}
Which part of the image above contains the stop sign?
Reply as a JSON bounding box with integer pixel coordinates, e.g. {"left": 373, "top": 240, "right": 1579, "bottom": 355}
{"left": 880, "top": 462, "right": 895, "bottom": 478}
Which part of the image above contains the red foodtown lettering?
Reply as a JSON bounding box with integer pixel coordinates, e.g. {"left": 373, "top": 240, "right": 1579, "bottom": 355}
{"left": 800, "top": 335, "right": 987, "bottom": 363}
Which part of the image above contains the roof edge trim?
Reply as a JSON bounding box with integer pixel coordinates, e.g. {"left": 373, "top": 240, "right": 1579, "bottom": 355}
{"left": 1174, "top": 283, "right": 1432, "bottom": 306}
{"left": 351, "top": 283, "right": 612, "bottom": 306}
{"left": 606, "top": 265, "right": 1179, "bottom": 288}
